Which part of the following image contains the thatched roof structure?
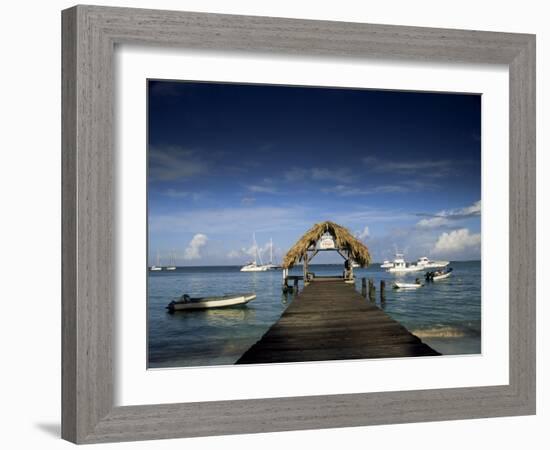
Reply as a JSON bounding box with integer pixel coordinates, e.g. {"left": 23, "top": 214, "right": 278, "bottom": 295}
{"left": 282, "top": 221, "right": 371, "bottom": 269}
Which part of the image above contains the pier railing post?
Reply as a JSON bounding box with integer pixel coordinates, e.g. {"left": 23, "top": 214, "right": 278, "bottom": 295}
{"left": 380, "top": 280, "right": 386, "bottom": 304}
{"left": 361, "top": 277, "right": 367, "bottom": 297}
{"left": 368, "top": 279, "right": 375, "bottom": 302}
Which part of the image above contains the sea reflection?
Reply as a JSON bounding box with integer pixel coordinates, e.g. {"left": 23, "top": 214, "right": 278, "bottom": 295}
{"left": 168, "top": 305, "right": 257, "bottom": 325}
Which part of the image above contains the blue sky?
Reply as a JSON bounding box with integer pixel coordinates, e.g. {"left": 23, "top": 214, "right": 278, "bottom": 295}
{"left": 148, "top": 80, "right": 481, "bottom": 266}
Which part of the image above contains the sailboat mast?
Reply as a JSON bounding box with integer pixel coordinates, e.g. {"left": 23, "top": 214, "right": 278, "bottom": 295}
{"left": 252, "top": 232, "right": 258, "bottom": 265}
{"left": 270, "top": 238, "right": 273, "bottom": 264}
{"left": 257, "top": 233, "right": 264, "bottom": 265}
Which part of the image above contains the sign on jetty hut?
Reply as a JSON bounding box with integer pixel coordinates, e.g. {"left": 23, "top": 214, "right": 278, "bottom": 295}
{"left": 281, "top": 221, "right": 371, "bottom": 290}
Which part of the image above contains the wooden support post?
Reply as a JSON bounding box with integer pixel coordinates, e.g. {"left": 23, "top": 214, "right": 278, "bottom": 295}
{"left": 368, "top": 279, "right": 375, "bottom": 302}
{"left": 380, "top": 280, "right": 386, "bottom": 303}
{"left": 303, "top": 254, "right": 308, "bottom": 286}
{"left": 293, "top": 277, "right": 299, "bottom": 292}
{"left": 361, "top": 277, "right": 367, "bottom": 297}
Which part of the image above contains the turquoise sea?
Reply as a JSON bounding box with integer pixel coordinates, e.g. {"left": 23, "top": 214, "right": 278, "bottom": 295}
{"left": 148, "top": 261, "right": 481, "bottom": 368}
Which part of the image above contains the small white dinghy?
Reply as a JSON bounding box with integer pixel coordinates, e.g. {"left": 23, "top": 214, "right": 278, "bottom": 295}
{"left": 167, "top": 293, "right": 256, "bottom": 312}
{"left": 425, "top": 267, "right": 453, "bottom": 282}
{"left": 393, "top": 282, "right": 423, "bottom": 289}
{"left": 433, "top": 271, "right": 452, "bottom": 281}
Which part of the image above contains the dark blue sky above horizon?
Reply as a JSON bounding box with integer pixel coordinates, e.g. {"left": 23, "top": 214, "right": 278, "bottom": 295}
{"left": 148, "top": 80, "right": 481, "bottom": 266}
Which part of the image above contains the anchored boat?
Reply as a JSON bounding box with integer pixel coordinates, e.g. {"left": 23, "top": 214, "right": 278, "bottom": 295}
{"left": 425, "top": 267, "right": 453, "bottom": 282}
{"left": 240, "top": 233, "right": 269, "bottom": 272}
{"left": 263, "top": 238, "right": 282, "bottom": 270}
{"left": 415, "top": 256, "right": 449, "bottom": 269}
{"left": 386, "top": 253, "right": 424, "bottom": 273}
{"left": 149, "top": 251, "right": 162, "bottom": 271}
{"left": 167, "top": 293, "right": 256, "bottom": 311}
{"left": 393, "top": 281, "right": 423, "bottom": 289}
{"left": 164, "top": 250, "right": 176, "bottom": 271}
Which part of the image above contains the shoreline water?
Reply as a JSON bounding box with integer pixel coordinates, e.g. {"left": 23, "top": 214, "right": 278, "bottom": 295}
{"left": 148, "top": 261, "right": 481, "bottom": 368}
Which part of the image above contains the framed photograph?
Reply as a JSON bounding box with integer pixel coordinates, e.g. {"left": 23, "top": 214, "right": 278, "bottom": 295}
{"left": 62, "top": 5, "right": 536, "bottom": 444}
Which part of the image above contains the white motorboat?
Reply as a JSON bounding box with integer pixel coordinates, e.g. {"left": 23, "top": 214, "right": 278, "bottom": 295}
{"left": 351, "top": 260, "right": 360, "bottom": 268}
{"left": 167, "top": 293, "right": 256, "bottom": 311}
{"left": 386, "top": 253, "right": 424, "bottom": 273}
{"left": 380, "top": 260, "right": 394, "bottom": 269}
{"left": 393, "top": 282, "right": 423, "bottom": 289}
{"left": 240, "top": 233, "right": 269, "bottom": 272}
{"left": 416, "top": 256, "right": 450, "bottom": 269}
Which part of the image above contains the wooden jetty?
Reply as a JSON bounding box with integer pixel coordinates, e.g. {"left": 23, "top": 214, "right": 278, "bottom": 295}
{"left": 237, "top": 279, "right": 440, "bottom": 364}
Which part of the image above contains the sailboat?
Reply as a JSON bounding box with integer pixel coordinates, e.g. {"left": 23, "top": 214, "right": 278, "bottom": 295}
{"left": 149, "top": 251, "right": 162, "bottom": 271}
{"left": 165, "top": 250, "right": 176, "bottom": 271}
{"left": 240, "top": 233, "right": 269, "bottom": 272}
{"left": 264, "top": 238, "right": 281, "bottom": 270}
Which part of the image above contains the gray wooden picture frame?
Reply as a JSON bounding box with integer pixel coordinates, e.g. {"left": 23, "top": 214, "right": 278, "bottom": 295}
{"left": 61, "top": 5, "right": 536, "bottom": 444}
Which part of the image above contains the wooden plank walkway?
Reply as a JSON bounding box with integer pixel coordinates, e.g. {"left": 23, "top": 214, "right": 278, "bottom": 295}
{"left": 236, "top": 279, "right": 440, "bottom": 364}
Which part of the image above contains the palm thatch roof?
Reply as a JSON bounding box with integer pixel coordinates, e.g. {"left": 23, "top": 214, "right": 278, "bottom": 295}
{"left": 282, "top": 221, "right": 371, "bottom": 269}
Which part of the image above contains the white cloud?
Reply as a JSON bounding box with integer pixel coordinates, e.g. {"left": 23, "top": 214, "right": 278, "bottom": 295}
{"left": 363, "top": 156, "right": 454, "bottom": 175}
{"left": 226, "top": 249, "right": 243, "bottom": 259}
{"left": 311, "top": 167, "right": 355, "bottom": 183}
{"left": 416, "top": 200, "right": 481, "bottom": 229}
{"left": 246, "top": 184, "right": 277, "bottom": 194}
{"left": 161, "top": 189, "right": 190, "bottom": 198}
{"left": 240, "top": 197, "right": 256, "bottom": 205}
{"left": 284, "top": 167, "right": 355, "bottom": 183}
{"left": 183, "top": 233, "right": 208, "bottom": 260}
{"left": 323, "top": 180, "right": 435, "bottom": 196}
{"left": 417, "top": 216, "right": 450, "bottom": 228}
{"left": 356, "top": 226, "right": 370, "bottom": 240}
{"left": 333, "top": 208, "right": 411, "bottom": 224}
{"left": 161, "top": 189, "right": 204, "bottom": 201}
{"left": 456, "top": 200, "right": 481, "bottom": 216}
{"left": 245, "top": 178, "right": 278, "bottom": 194}
{"left": 150, "top": 206, "right": 310, "bottom": 234}
{"left": 432, "top": 228, "right": 481, "bottom": 257}
{"left": 226, "top": 240, "right": 276, "bottom": 262}
{"left": 284, "top": 167, "right": 308, "bottom": 182}
{"left": 149, "top": 147, "right": 208, "bottom": 181}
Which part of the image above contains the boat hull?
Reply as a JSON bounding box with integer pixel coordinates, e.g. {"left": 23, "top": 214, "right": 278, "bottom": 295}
{"left": 387, "top": 266, "right": 424, "bottom": 273}
{"left": 394, "top": 282, "right": 423, "bottom": 289}
{"left": 419, "top": 262, "right": 449, "bottom": 269}
{"left": 433, "top": 272, "right": 452, "bottom": 281}
{"left": 240, "top": 266, "right": 268, "bottom": 272}
{"left": 168, "top": 293, "right": 256, "bottom": 311}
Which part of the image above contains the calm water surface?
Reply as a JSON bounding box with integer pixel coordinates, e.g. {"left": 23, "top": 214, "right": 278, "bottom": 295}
{"left": 148, "top": 262, "right": 481, "bottom": 368}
